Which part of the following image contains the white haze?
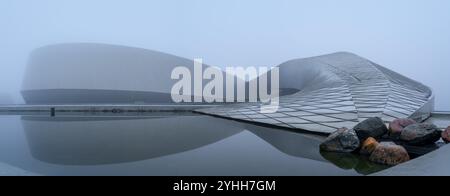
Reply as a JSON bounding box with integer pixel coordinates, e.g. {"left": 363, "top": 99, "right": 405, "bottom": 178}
{"left": 1, "top": 0, "right": 449, "bottom": 110}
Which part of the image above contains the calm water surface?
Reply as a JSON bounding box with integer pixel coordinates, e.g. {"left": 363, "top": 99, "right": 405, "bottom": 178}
{"left": 0, "top": 113, "right": 388, "bottom": 176}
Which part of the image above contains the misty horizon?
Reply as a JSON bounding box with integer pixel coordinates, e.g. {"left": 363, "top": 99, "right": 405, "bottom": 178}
{"left": 1, "top": 0, "right": 450, "bottom": 110}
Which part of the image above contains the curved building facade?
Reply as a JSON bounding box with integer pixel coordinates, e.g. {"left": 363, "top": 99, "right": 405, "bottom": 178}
{"left": 22, "top": 43, "right": 231, "bottom": 104}
{"left": 197, "top": 52, "right": 434, "bottom": 133}
{"left": 22, "top": 43, "right": 434, "bottom": 133}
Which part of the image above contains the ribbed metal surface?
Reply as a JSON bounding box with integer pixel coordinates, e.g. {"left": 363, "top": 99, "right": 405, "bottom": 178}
{"left": 197, "top": 52, "right": 433, "bottom": 134}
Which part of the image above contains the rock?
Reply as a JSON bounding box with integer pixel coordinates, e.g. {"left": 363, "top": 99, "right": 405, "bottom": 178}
{"left": 353, "top": 117, "right": 388, "bottom": 140}
{"left": 389, "top": 118, "right": 416, "bottom": 138}
{"left": 369, "top": 142, "right": 410, "bottom": 166}
{"left": 360, "top": 137, "right": 379, "bottom": 155}
{"left": 442, "top": 126, "right": 450, "bottom": 144}
{"left": 320, "top": 128, "right": 360, "bottom": 153}
{"left": 400, "top": 123, "right": 442, "bottom": 146}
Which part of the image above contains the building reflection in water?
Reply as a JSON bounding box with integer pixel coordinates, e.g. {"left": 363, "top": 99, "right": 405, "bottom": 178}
{"left": 22, "top": 114, "right": 243, "bottom": 165}
{"left": 21, "top": 113, "right": 387, "bottom": 175}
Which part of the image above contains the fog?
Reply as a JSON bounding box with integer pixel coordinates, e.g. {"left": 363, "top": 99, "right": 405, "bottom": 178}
{"left": 1, "top": 0, "right": 449, "bottom": 110}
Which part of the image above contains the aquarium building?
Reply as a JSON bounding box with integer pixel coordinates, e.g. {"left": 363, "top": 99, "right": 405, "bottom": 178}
{"left": 22, "top": 43, "right": 434, "bottom": 133}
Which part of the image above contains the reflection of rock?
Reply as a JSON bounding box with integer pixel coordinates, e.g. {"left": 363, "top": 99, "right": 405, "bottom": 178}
{"left": 320, "top": 151, "right": 359, "bottom": 170}
{"left": 389, "top": 119, "right": 416, "bottom": 139}
{"left": 22, "top": 115, "right": 243, "bottom": 165}
{"left": 353, "top": 117, "right": 388, "bottom": 140}
{"left": 360, "top": 137, "right": 379, "bottom": 155}
{"left": 320, "top": 151, "right": 388, "bottom": 175}
{"left": 369, "top": 142, "right": 410, "bottom": 166}
{"left": 320, "top": 128, "right": 360, "bottom": 153}
{"left": 442, "top": 126, "right": 450, "bottom": 144}
{"left": 400, "top": 123, "right": 442, "bottom": 146}
{"left": 354, "top": 158, "right": 389, "bottom": 176}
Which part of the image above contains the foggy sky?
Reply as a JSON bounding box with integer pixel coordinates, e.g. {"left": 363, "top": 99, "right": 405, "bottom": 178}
{"left": 1, "top": 0, "right": 449, "bottom": 110}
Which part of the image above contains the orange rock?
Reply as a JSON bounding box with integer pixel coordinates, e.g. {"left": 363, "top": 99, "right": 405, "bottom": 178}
{"left": 360, "top": 137, "right": 379, "bottom": 155}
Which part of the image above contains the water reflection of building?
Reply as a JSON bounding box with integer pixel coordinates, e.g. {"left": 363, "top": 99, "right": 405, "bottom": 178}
{"left": 21, "top": 115, "right": 329, "bottom": 166}
{"left": 22, "top": 115, "right": 243, "bottom": 165}
{"left": 243, "top": 124, "right": 327, "bottom": 162}
{"left": 22, "top": 43, "right": 434, "bottom": 134}
{"left": 21, "top": 114, "right": 386, "bottom": 175}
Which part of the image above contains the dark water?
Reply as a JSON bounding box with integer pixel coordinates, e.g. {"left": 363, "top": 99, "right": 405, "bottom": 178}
{"left": 0, "top": 113, "right": 388, "bottom": 176}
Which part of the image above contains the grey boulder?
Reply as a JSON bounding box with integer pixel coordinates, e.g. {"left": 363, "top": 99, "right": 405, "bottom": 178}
{"left": 320, "top": 128, "right": 360, "bottom": 153}
{"left": 353, "top": 117, "right": 388, "bottom": 140}
{"left": 400, "top": 123, "right": 442, "bottom": 146}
